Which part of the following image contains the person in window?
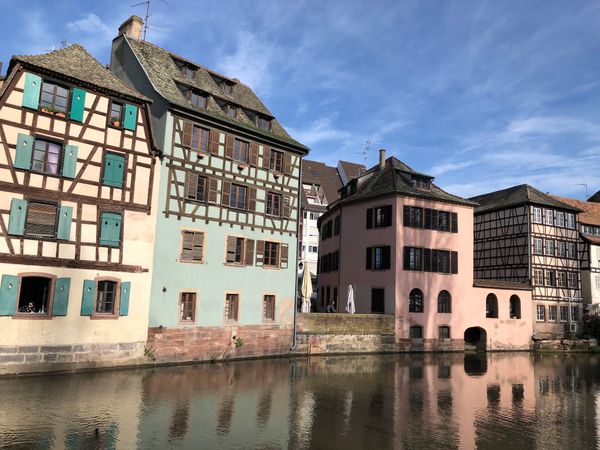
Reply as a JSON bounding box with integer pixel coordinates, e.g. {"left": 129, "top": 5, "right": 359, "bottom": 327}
{"left": 326, "top": 299, "right": 335, "bottom": 313}
{"left": 23, "top": 301, "right": 36, "bottom": 313}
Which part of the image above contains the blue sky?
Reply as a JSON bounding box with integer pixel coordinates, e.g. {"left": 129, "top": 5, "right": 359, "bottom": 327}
{"left": 1, "top": 0, "right": 599, "bottom": 199}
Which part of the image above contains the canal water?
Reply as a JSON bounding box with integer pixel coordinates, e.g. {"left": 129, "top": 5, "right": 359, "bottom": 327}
{"left": 0, "top": 352, "right": 599, "bottom": 449}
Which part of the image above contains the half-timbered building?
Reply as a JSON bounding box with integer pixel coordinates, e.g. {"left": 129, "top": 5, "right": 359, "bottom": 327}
{"left": 110, "top": 16, "right": 309, "bottom": 361}
{"left": 471, "top": 185, "right": 582, "bottom": 338}
{"left": 0, "top": 44, "right": 159, "bottom": 374}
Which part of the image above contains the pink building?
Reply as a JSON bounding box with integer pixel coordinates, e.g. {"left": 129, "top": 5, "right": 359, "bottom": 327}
{"left": 317, "top": 151, "right": 533, "bottom": 350}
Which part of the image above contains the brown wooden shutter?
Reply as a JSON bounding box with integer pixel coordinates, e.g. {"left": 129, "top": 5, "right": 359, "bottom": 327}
{"left": 423, "top": 248, "right": 431, "bottom": 272}
{"left": 262, "top": 147, "right": 271, "bottom": 170}
{"left": 403, "top": 205, "right": 410, "bottom": 227}
{"left": 283, "top": 153, "right": 292, "bottom": 175}
{"left": 247, "top": 187, "right": 257, "bottom": 211}
{"left": 384, "top": 205, "right": 393, "bottom": 227}
{"left": 431, "top": 249, "right": 439, "bottom": 273}
{"left": 366, "top": 247, "right": 372, "bottom": 270}
{"left": 255, "top": 240, "right": 265, "bottom": 266}
{"left": 244, "top": 239, "right": 255, "bottom": 266}
{"left": 180, "top": 231, "right": 194, "bottom": 261}
{"left": 424, "top": 208, "right": 433, "bottom": 229}
{"left": 383, "top": 246, "right": 391, "bottom": 270}
{"left": 185, "top": 172, "right": 197, "bottom": 200}
{"left": 249, "top": 142, "right": 259, "bottom": 166}
{"left": 182, "top": 120, "right": 192, "bottom": 147}
{"left": 226, "top": 236, "right": 237, "bottom": 263}
{"left": 451, "top": 251, "right": 458, "bottom": 274}
{"left": 208, "top": 178, "right": 218, "bottom": 203}
{"left": 403, "top": 247, "right": 410, "bottom": 270}
{"left": 280, "top": 243, "right": 289, "bottom": 269}
{"left": 283, "top": 195, "right": 291, "bottom": 218}
{"left": 225, "top": 135, "right": 234, "bottom": 159}
{"left": 210, "top": 129, "right": 220, "bottom": 155}
{"left": 366, "top": 208, "right": 373, "bottom": 229}
{"left": 221, "top": 180, "right": 231, "bottom": 206}
{"left": 451, "top": 213, "right": 458, "bottom": 233}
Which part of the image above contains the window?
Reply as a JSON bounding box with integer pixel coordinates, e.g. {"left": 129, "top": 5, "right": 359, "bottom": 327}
{"left": 534, "top": 269, "right": 544, "bottom": 286}
{"left": 264, "top": 241, "right": 280, "bottom": 267}
{"left": 436, "top": 250, "right": 450, "bottom": 273}
{"left": 545, "top": 239, "right": 554, "bottom": 256}
{"left": 548, "top": 306, "right": 557, "bottom": 322}
{"left": 439, "top": 326, "right": 450, "bottom": 339}
{"left": 571, "top": 306, "right": 579, "bottom": 322}
{"left": 556, "top": 211, "right": 565, "bottom": 227}
{"left": 225, "top": 236, "right": 254, "bottom": 265}
{"left": 99, "top": 212, "right": 122, "bottom": 247}
{"left": 32, "top": 139, "right": 62, "bottom": 175}
{"left": 509, "top": 295, "right": 521, "bottom": 319}
{"left": 556, "top": 241, "right": 566, "bottom": 257}
{"left": 557, "top": 271, "right": 567, "bottom": 288}
{"left": 179, "top": 64, "right": 195, "bottom": 80}
{"left": 544, "top": 209, "right": 554, "bottom": 225}
{"left": 334, "top": 216, "right": 340, "bottom": 236}
{"left": 438, "top": 211, "right": 450, "bottom": 232}
{"left": 183, "top": 122, "right": 210, "bottom": 152}
{"left": 190, "top": 92, "right": 207, "bottom": 109}
{"left": 109, "top": 101, "right": 123, "bottom": 127}
{"left": 533, "top": 238, "right": 543, "bottom": 255}
{"left": 222, "top": 82, "right": 233, "bottom": 95}
{"left": 270, "top": 150, "right": 283, "bottom": 172}
{"left": 225, "top": 293, "right": 239, "bottom": 321}
{"left": 40, "top": 81, "right": 69, "bottom": 113}
{"left": 263, "top": 295, "right": 275, "bottom": 320}
{"left": 405, "top": 247, "right": 423, "bottom": 271}
{"left": 102, "top": 152, "right": 126, "bottom": 188}
{"left": 25, "top": 202, "right": 57, "bottom": 238}
{"left": 371, "top": 288, "right": 385, "bottom": 313}
{"left": 412, "top": 177, "right": 431, "bottom": 190}
{"left": 257, "top": 116, "right": 271, "bottom": 131}
{"left": 567, "top": 242, "right": 577, "bottom": 259}
{"left": 366, "top": 246, "right": 391, "bottom": 270}
{"left": 180, "top": 230, "right": 204, "bottom": 263}
{"left": 185, "top": 173, "right": 207, "bottom": 202}
{"left": 17, "top": 275, "right": 54, "bottom": 315}
{"left": 438, "top": 290, "right": 451, "bottom": 313}
{"left": 595, "top": 275, "right": 600, "bottom": 291}
{"left": 486, "top": 293, "right": 498, "bottom": 318}
{"left": 566, "top": 213, "right": 576, "bottom": 229}
{"left": 536, "top": 305, "right": 545, "bottom": 322}
{"left": 367, "top": 205, "right": 393, "bottom": 228}
{"left": 96, "top": 280, "right": 117, "bottom": 314}
{"left": 560, "top": 306, "right": 569, "bottom": 322}
{"left": 546, "top": 270, "right": 556, "bottom": 287}
{"left": 179, "top": 292, "right": 196, "bottom": 322}
{"left": 233, "top": 139, "right": 248, "bottom": 163}
{"left": 404, "top": 206, "right": 423, "bottom": 228}
{"left": 533, "top": 207, "right": 542, "bottom": 224}
{"left": 266, "top": 192, "right": 282, "bottom": 216}
{"left": 567, "top": 272, "right": 578, "bottom": 288}
{"left": 230, "top": 184, "right": 247, "bottom": 209}
{"left": 409, "top": 288, "right": 424, "bottom": 313}
{"left": 409, "top": 325, "right": 423, "bottom": 339}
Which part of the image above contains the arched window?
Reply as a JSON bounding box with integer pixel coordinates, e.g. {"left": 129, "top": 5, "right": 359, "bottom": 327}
{"left": 438, "top": 290, "right": 451, "bottom": 313}
{"left": 486, "top": 293, "right": 498, "bottom": 318}
{"left": 439, "top": 326, "right": 450, "bottom": 339}
{"left": 409, "top": 325, "right": 423, "bottom": 339}
{"left": 409, "top": 288, "right": 424, "bottom": 313}
{"left": 510, "top": 295, "right": 521, "bottom": 319}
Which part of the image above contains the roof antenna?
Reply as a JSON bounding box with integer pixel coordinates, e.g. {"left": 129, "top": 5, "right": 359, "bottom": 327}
{"left": 353, "top": 140, "right": 371, "bottom": 166}
{"left": 131, "top": 0, "right": 168, "bottom": 41}
{"left": 575, "top": 183, "right": 588, "bottom": 198}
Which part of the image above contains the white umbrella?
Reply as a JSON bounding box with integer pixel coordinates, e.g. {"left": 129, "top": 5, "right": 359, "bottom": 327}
{"left": 345, "top": 284, "right": 355, "bottom": 314}
{"left": 300, "top": 263, "right": 312, "bottom": 313}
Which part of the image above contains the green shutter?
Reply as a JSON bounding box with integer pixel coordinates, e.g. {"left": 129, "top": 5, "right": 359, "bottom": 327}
{"left": 14, "top": 133, "right": 33, "bottom": 170}
{"left": 119, "top": 282, "right": 131, "bottom": 316}
{"left": 61, "top": 144, "right": 78, "bottom": 178}
{"left": 102, "top": 153, "right": 125, "bottom": 188}
{"left": 100, "top": 212, "right": 121, "bottom": 247}
{"left": 69, "top": 88, "right": 86, "bottom": 122}
{"left": 57, "top": 205, "right": 73, "bottom": 240}
{"left": 8, "top": 198, "right": 27, "bottom": 236}
{"left": 123, "top": 104, "right": 138, "bottom": 131}
{"left": 52, "top": 277, "right": 70, "bottom": 316}
{"left": 81, "top": 280, "right": 95, "bottom": 316}
{"left": 22, "top": 73, "right": 41, "bottom": 109}
{"left": 0, "top": 275, "right": 19, "bottom": 316}
{"left": 110, "top": 215, "right": 122, "bottom": 247}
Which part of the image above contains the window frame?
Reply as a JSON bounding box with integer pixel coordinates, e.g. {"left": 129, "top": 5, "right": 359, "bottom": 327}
{"left": 409, "top": 325, "right": 423, "bottom": 339}
{"left": 409, "top": 288, "right": 424, "bottom": 313}
{"left": 233, "top": 138, "right": 249, "bottom": 163}
{"left": 31, "top": 137, "right": 64, "bottom": 177}
{"left": 548, "top": 305, "right": 557, "bottom": 322}
{"left": 263, "top": 241, "right": 280, "bottom": 267}
{"left": 266, "top": 191, "right": 282, "bottom": 217}
{"left": 543, "top": 209, "right": 554, "bottom": 226}
{"left": 92, "top": 277, "right": 121, "bottom": 319}
{"left": 229, "top": 184, "right": 247, "bottom": 210}
{"left": 24, "top": 200, "right": 59, "bottom": 240}
{"left": 560, "top": 305, "right": 569, "bottom": 322}
{"left": 108, "top": 100, "right": 124, "bottom": 128}
{"left": 532, "top": 207, "right": 542, "bottom": 224}
{"left": 179, "top": 291, "right": 197, "bottom": 323}
{"left": 179, "top": 230, "right": 205, "bottom": 263}
{"left": 536, "top": 305, "right": 545, "bottom": 322}
{"left": 533, "top": 238, "right": 543, "bottom": 255}
{"left": 224, "top": 293, "right": 239, "bottom": 322}
{"left": 269, "top": 149, "right": 284, "bottom": 173}
{"left": 14, "top": 272, "right": 57, "bottom": 319}
{"left": 437, "top": 290, "right": 452, "bottom": 313}
{"left": 438, "top": 326, "right": 451, "bottom": 340}
{"left": 185, "top": 172, "right": 208, "bottom": 203}
{"left": 39, "top": 79, "right": 70, "bottom": 114}
{"left": 262, "top": 294, "right": 276, "bottom": 321}
{"left": 486, "top": 293, "right": 498, "bottom": 319}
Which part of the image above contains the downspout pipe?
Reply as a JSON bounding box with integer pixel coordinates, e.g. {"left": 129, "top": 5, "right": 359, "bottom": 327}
{"left": 290, "top": 157, "right": 304, "bottom": 352}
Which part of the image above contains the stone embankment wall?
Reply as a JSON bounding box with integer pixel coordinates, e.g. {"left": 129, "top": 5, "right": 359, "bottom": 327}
{"left": 0, "top": 342, "right": 145, "bottom": 376}
{"left": 534, "top": 339, "right": 598, "bottom": 352}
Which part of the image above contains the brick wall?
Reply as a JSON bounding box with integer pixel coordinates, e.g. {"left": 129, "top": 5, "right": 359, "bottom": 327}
{"left": 297, "top": 313, "right": 395, "bottom": 334}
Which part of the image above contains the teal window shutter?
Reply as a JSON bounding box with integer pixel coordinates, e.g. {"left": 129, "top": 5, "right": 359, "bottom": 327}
{"left": 119, "top": 281, "right": 131, "bottom": 316}
{"left": 22, "top": 73, "right": 41, "bottom": 109}
{"left": 14, "top": 133, "right": 33, "bottom": 170}
{"left": 0, "top": 275, "right": 19, "bottom": 316}
{"left": 100, "top": 212, "right": 122, "bottom": 247}
{"left": 69, "top": 88, "right": 86, "bottom": 122}
{"left": 52, "top": 277, "right": 70, "bottom": 316}
{"left": 61, "top": 144, "right": 78, "bottom": 178}
{"left": 102, "top": 153, "right": 125, "bottom": 188}
{"left": 123, "top": 104, "right": 138, "bottom": 131}
{"left": 8, "top": 198, "right": 28, "bottom": 236}
{"left": 81, "top": 280, "right": 95, "bottom": 316}
{"left": 57, "top": 205, "right": 73, "bottom": 240}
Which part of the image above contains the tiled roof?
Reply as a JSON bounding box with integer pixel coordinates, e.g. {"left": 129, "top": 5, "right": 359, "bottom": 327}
{"left": 334, "top": 157, "right": 476, "bottom": 208}
{"left": 9, "top": 44, "right": 150, "bottom": 103}
{"left": 589, "top": 190, "right": 600, "bottom": 203}
{"left": 470, "top": 184, "right": 581, "bottom": 214}
{"left": 123, "top": 37, "right": 307, "bottom": 150}
{"left": 301, "top": 159, "right": 342, "bottom": 206}
{"left": 473, "top": 279, "right": 533, "bottom": 291}
{"left": 338, "top": 160, "right": 366, "bottom": 181}
{"left": 582, "top": 233, "right": 600, "bottom": 245}
{"left": 549, "top": 195, "right": 600, "bottom": 226}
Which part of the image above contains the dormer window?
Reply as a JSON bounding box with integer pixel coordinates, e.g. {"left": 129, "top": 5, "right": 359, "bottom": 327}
{"left": 412, "top": 177, "right": 431, "bottom": 190}
{"left": 222, "top": 82, "right": 233, "bottom": 95}
{"left": 257, "top": 116, "right": 271, "bottom": 131}
{"left": 225, "top": 104, "right": 237, "bottom": 118}
{"left": 178, "top": 84, "right": 207, "bottom": 110}
{"left": 174, "top": 58, "right": 195, "bottom": 80}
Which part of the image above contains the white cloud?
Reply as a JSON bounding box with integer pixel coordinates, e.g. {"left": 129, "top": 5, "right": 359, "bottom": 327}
{"left": 287, "top": 117, "right": 352, "bottom": 147}
{"left": 67, "top": 13, "right": 112, "bottom": 38}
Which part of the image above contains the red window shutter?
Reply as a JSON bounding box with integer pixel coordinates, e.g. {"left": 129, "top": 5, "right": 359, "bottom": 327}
{"left": 262, "top": 147, "right": 271, "bottom": 170}
{"left": 249, "top": 142, "right": 259, "bottom": 166}
{"left": 283, "top": 153, "right": 292, "bottom": 175}
{"left": 256, "top": 240, "right": 265, "bottom": 266}
{"left": 280, "top": 243, "right": 289, "bottom": 269}
{"left": 225, "top": 135, "right": 234, "bottom": 159}
{"left": 221, "top": 180, "right": 231, "bottom": 206}
{"left": 210, "top": 129, "right": 220, "bottom": 155}
{"left": 244, "top": 239, "right": 255, "bottom": 266}
{"left": 182, "top": 120, "right": 192, "bottom": 148}
{"left": 208, "top": 178, "right": 218, "bottom": 203}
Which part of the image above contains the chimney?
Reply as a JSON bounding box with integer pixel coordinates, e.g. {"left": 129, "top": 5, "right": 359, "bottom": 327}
{"left": 379, "top": 148, "right": 386, "bottom": 170}
{"left": 118, "top": 16, "right": 144, "bottom": 41}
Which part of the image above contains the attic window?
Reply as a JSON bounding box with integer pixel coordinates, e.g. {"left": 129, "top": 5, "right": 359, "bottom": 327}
{"left": 178, "top": 84, "right": 207, "bottom": 109}
{"left": 174, "top": 59, "right": 195, "bottom": 80}
{"left": 412, "top": 177, "right": 431, "bottom": 191}
{"left": 256, "top": 116, "right": 271, "bottom": 131}
{"left": 216, "top": 99, "right": 237, "bottom": 118}
{"left": 210, "top": 74, "right": 234, "bottom": 95}
{"left": 222, "top": 82, "right": 233, "bottom": 95}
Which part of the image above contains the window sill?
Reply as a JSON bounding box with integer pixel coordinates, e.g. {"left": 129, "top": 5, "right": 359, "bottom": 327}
{"left": 224, "top": 262, "right": 245, "bottom": 267}
{"left": 90, "top": 314, "right": 119, "bottom": 320}
{"left": 178, "top": 319, "right": 196, "bottom": 325}
{"left": 38, "top": 109, "right": 68, "bottom": 120}
{"left": 179, "top": 259, "right": 205, "bottom": 264}
{"left": 107, "top": 124, "right": 124, "bottom": 131}
{"left": 12, "top": 314, "right": 53, "bottom": 320}
{"left": 262, "top": 265, "right": 280, "bottom": 271}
